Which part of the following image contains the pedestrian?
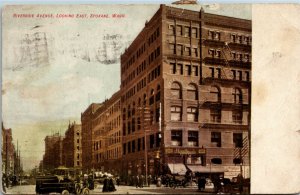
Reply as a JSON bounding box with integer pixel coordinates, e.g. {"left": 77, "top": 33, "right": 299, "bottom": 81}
{"left": 147, "top": 175, "right": 151, "bottom": 187}
{"left": 116, "top": 176, "right": 120, "bottom": 186}
{"left": 139, "top": 175, "right": 144, "bottom": 188}
{"left": 198, "top": 176, "right": 206, "bottom": 191}
{"left": 102, "top": 177, "right": 109, "bottom": 192}
{"left": 237, "top": 174, "right": 244, "bottom": 194}
{"left": 135, "top": 175, "right": 139, "bottom": 188}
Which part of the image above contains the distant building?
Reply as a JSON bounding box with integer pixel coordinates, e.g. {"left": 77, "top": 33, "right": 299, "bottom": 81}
{"left": 119, "top": 5, "right": 251, "bottom": 179}
{"left": 92, "top": 91, "right": 122, "bottom": 175}
{"left": 62, "top": 122, "right": 82, "bottom": 168}
{"left": 2, "top": 123, "right": 16, "bottom": 176}
{"left": 43, "top": 133, "right": 63, "bottom": 171}
{"left": 81, "top": 103, "right": 102, "bottom": 172}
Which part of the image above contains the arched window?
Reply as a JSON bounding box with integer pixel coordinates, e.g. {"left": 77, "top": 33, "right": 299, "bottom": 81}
{"left": 233, "top": 88, "right": 242, "bottom": 104}
{"left": 132, "top": 101, "right": 136, "bottom": 116}
{"left": 149, "top": 89, "right": 155, "bottom": 105}
{"left": 143, "top": 94, "right": 147, "bottom": 106}
{"left": 187, "top": 83, "right": 198, "bottom": 100}
{"left": 171, "top": 82, "right": 182, "bottom": 99}
{"left": 210, "top": 86, "right": 221, "bottom": 102}
{"left": 156, "top": 84, "right": 161, "bottom": 101}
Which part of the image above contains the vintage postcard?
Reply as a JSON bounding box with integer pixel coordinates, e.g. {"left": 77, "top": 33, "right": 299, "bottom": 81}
{"left": 1, "top": 2, "right": 299, "bottom": 194}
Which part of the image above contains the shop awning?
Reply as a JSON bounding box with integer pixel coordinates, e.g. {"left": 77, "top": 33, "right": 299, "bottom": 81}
{"left": 187, "top": 165, "right": 225, "bottom": 173}
{"left": 167, "top": 163, "right": 187, "bottom": 175}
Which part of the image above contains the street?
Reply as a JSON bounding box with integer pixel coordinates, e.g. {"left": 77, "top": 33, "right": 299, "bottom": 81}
{"left": 6, "top": 184, "right": 214, "bottom": 194}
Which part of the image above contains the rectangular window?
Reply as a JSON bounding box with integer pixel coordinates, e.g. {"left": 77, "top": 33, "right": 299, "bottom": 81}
{"left": 244, "top": 54, "right": 250, "bottom": 62}
{"left": 216, "top": 50, "right": 221, "bottom": 58}
{"left": 210, "top": 67, "right": 214, "bottom": 78}
{"left": 132, "top": 140, "right": 135, "bottom": 153}
{"left": 238, "top": 36, "right": 243, "bottom": 43}
{"left": 191, "top": 28, "right": 197, "bottom": 38}
{"left": 185, "top": 27, "right": 191, "bottom": 37}
{"left": 185, "top": 46, "right": 191, "bottom": 56}
{"left": 171, "top": 106, "right": 182, "bottom": 121}
{"left": 208, "top": 31, "right": 214, "bottom": 39}
{"left": 127, "top": 142, "right": 131, "bottom": 153}
{"left": 215, "top": 32, "right": 221, "bottom": 40}
{"left": 150, "top": 134, "right": 155, "bottom": 149}
{"left": 216, "top": 68, "right": 221, "bottom": 78}
{"left": 186, "top": 65, "right": 192, "bottom": 76}
{"left": 187, "top": 107, "right": 198, "bottom": 122}
{"left": 245, "top": 71, "right": 250, "bottom": 81}
{"left": 211, "top": 132, "right": 221, "bottom": 147}
{"left": 170, "top": 44, "right": 176, "bottom": 54}
{"left": 192, "top": 66, "right": 198, "bottom": 76}
{"left": 171, "top": 130, "right": 182, "bottom": 146}
{"left": 233, "top": 133, "right": 243, "bottom": 148}
{"left": 210, "top": 108, "right": 221, "bottom": 123}
{"left": 176, "top": 25, "right": 183, "bottom": 36}
{"left": 177, "top": 64, "right": 183, "bottom": 75}
{"left": 123, "top": 143, "right": 126, "bottom": 155}
{"left": 231, "top": 34, "right": 236, "bottom": 43}
{"left": 232, "top": 110, "right": 243, "bottom": 124}
{"left": 169, "top": 25, "right": 175, "bottom": 35}
{"left": 238, "top": 71, "right": 243, "bottom": 80}
{"left": 193, "top": 48, "right": 198, "bottom": 57}
{"left": 170, "top": 63, "right": 176, "bottom": 74}
{"left": 188, "top": 131, "right": 199, "bottom": 146}
{"left": 138, "top": 138, "right": 141, "bottom": 151}
{"left": 177, "top": 45, "right": 183, "bottom": 55}
{"left": 209, "top": 49, "right": 215, "bottom": 57}
{"left": 231, "top": 70, "right": 236, "bottom": 80}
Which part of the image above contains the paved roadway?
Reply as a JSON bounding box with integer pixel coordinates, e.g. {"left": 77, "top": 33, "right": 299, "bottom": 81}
{"left": 6, "top": 184, "right": 214, "bottom": 194}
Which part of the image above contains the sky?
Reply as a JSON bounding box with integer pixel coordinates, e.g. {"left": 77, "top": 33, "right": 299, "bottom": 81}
{"left": 2, "top": 4, "right": 251, "bottom": 171}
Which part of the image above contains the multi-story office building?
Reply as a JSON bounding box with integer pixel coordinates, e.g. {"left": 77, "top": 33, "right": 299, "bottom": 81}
{"left": 120, "top": 5, "right": 251, "bottom": 179}
{"left": 92, "top": 91, "right": 122, "bottom": 175}
{"left": 43, "top": 133, "right": 63, "bottom": 171}
{"left": 62, "top": 122, "right": 82, "bottom": 168}
{"left": 81, "top": 103, "right": 102, "bottom": 172}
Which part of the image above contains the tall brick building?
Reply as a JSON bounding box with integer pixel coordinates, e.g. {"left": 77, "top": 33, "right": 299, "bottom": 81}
{"left": 81, "top": 103, "right": 102, "bottom": 172}
{"left": 92, "top": 91, "right": 122, "bottom": 175}
{"left": 62, "top": 122, "right": 82, "bottom": 168}
{"left": 120, "top": 5, "right": 251, "bottom": 179}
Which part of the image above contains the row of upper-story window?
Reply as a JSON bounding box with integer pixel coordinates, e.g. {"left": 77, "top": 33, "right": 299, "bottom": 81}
{"left": 122, "top": 64, "right": 161, "bottom": 102}
{"left": 93, "top": 115, "right": 121, "bottom": 132}
{"left": 170, "top": 62, "right": 199, "bottom": 76}
{"left": 170, "top": 130, "right": 244, "bottom": 148}
{"left": 123, "top": 132, "right": 161, "bottom": 155}
{"left": 169, "top": 43, "right": 199, "bottom": 57}
{"left": 170, "top": 105, "right": 244, "bottom": 124}
{"left": 208, "top": 67, "right": 251, "bottom": 81}
{"left": 95, "top": 146, "right": 121, "bottom": 163}
{"left": 167, "top": 23, "right": 251, "bottom": 45}
{"left": 208, "top": 48, "right": 251, "bottom": 62}
{"left": 122, "top": 46, "right": 161, "bottom": 88}
{"left": 148, "top": 27, "right": 160, "bottom": 46}
{"left": 122, "top": 27, "right": 160, "bottom": 74}
{"left": 93, "top": 131, "right": 121, "bottom": 151}
{"left": 207, "top": 30, "right": 252, "bottom": 45}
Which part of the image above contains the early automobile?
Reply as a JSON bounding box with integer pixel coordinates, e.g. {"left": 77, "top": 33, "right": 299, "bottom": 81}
{"left": 35, "top": 166, "right": 88, "bottom": 194}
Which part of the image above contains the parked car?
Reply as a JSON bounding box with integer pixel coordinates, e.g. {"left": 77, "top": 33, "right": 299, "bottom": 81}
{"left": 35, "top": 167, "right": 88, "bottom": 194}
